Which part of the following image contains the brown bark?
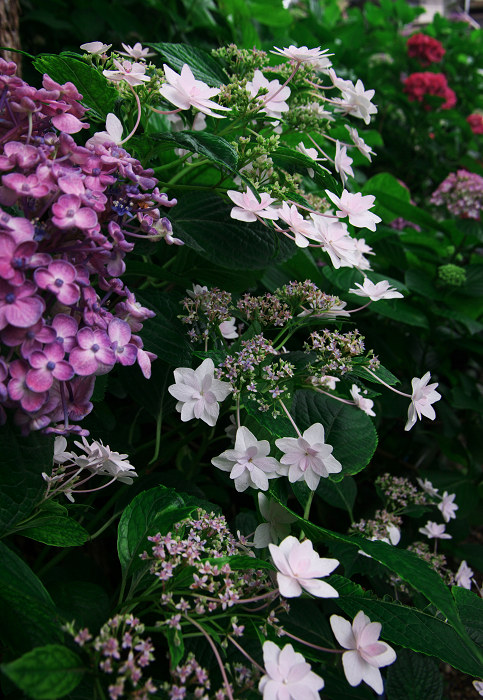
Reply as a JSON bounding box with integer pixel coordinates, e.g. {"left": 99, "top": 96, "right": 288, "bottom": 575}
{"left": 0, "top": 0, "right": 21, "bottom": 73}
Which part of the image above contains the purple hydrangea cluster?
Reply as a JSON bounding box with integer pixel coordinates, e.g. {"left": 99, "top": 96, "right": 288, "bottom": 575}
{"left": 0, "top": 59, "right": 178, "bottom": 435}
{"left": 430, "top": 169, "right": 483, "bottom": 219}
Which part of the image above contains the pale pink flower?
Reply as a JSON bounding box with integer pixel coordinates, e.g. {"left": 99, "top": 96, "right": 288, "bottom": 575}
{"left": 334, "top": 141, "right": 354, "bottom": 186}
{"left": 275, "top": 423, "right": 342, "bottom": 491}
{"left": 269, "top": 535, "right": 339, "bottom": 598}
{"left": 103, "top": 59, "right": 151, "bottom": 87}
{"left": 418, "top": 520, "right": 452, "bottom": 539}
{"left": 296, "top": 142, "right": 328, "bottom": 178}
{"left": 159, "top": 64, "right": 230, "bottom": 118}
{"left": 259, "top": 641, "right": 324, "bottom": 700}
{"left": 350, "top": 385, "right": 376, "bottom": 417}
{"left": 80, "top": 41, "right": 112, "bottom": 55}
{"left": 349, "top": 278, "right": 403, "bottom": 301}
{"left": 455, "top": 560, "right": 473, "bottom": 589}
{"left": 405, "top": 371, "right": 441, "bottom": 431}
{"left": 353, "top": 237, "right": 374, "bottom": 271}
{"left": 246, "top": 70, "right": 291, "bottom": 120}
{"left": 168, "top": 358, "right": 232, "bottom": 426}
{"left": 211, "top": 426, "right": 281, "bottom": 492}
{"left": 227, "top": 188, "right": 279, "bottom": 222}
{"left": 345, "top": 126, "right": 375, "bottom": 161}
{"left": 271, "top": 45, "right": 331, "bottom": 64}
{"left": 438, "top": 491, "right": 458, "bottom": 522}
{"left": 119, "top": 43, "right": 155, "bottom": 60}
{"left": 218, "top": 317, "right": 238, "bottom": 339}
{"left": 72, "top": 436, "right": 138, "bottom": 484}
{"left": 325, "top": 190, "right": 382, "bottom": 231}
{"left": 417, "top": 478, "right": 439, "bottom": 497}
{"left": 330, "top": 611, "right": 396, "bottom": 694}
{"left": 278, "top": 202, "right": 318, "bottom": 248}
{"left": 310, "top": 214, "right": 359, "bottom": 268}
{"left": 473, "top": 681, "right": 483, "bottom": 696}
{"left": 253, "top": 493, "right": 296, "bottom": 548}
{"left": 86, "top": 113, "right": 123, "bottom": 148}
{"left": 333, "top": 78, "right": 378, "bottom": 124}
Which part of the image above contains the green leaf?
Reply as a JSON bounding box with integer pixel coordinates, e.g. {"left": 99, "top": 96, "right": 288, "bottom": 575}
{"left": 452, "top": 586, "right": 483, "bottom": 648}
{"left": 170, "top": 192, "right": 294, "bottom": 270}
{"left": 203, "top": 554, "right": 275, "bottom": 571}
{"left": 362, "top": 173, "right": 410, "bottom": 222}
{"left": 271, "top": 147, "right": 341, "bottom": 194}
{"left": 333, "top": 576, "right": 481, "bottom": 678}
{"left": 19, "top": 516, "right": 89, "bottom": 547}
{"left": 316, "top": 476, "right": 356, "bottom": 513}
{"left": 164, "top": 627, "right": 185, "bottom": 669}
{"left": 134, "top": 290, "right": 192, "bottom": 367}
{"left": 386, "top": 649, "right": 443, "bottom": 700}
{"left": 291, "top": 390, "right": 378, "bottom": 480}
{"left": 2, "top": 645, "right": 84, "bottom": 699}
{"left": 373, "top": 299, "right": 429, "bottom": 329}
{"left": 32, "top": 54, "right": 118, "bottom": 121}
{"left": 0, "top": 423, "right": 53, "bottom": 538}
{"left": 148, "top": 42, "right": 228, "bottom": 86}
{"left": 0, "top": 542, "right": 61, "bottom": 651}
{"left": 117, "top": 486, "right": 190, "bottom": 575}
{"left": 151, "top": 131, "right": 238, "bottom": 171}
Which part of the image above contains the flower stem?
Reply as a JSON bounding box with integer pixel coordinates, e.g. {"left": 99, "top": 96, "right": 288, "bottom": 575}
{"left": 279, "top": 400, "right": 303, "bottom": 438}
{"left": 279, "top": 628, "right": 343, "bottom": 654}
{"left": 185, "top": 615, "right": 234, "bottom": 700}
{"left": 363, "top": 367, "right": 410, "bottom": 398}
{"left": 227, "top": 635, "right": 265, "bottom": 673}
{"left": 119, "top": 84, "right": 142, "bottom": 144}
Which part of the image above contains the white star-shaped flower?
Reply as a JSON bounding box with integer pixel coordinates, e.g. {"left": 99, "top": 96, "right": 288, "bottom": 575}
{"left": 330, "top": 611, "right": 396, "bottom": 695}
{"left": 86, "top": 113, "right": 123, "bottom": 148}
{"left": 103, "top": 59, "right": 151, "bottom": 87}
{"left": 437, "top": 491, "right": 458, "bottom": 522}
{"left": 80, "top": 41, "right": 112, "bottom": 55}
{"left": 334, "top": 141, "right": 354, "bottom": 186}
{"left": 325, "top": 190, "right": 382, "bottom": 231}
{"left": 350, "top": 385, "right": 376, "bottom": 417}
{"left": 211, "top": 426, "right": 281, "bottom": 492}
{"left": 455, "top": 560, "right": 473, "bottom": 589}
{"left": 349, "top": 278, "right": 404, "bottom": 301}
{"left": 246, "top": 70, "right": 291, "bottom": 120}
{"left": 119, "top": 42, "right": 155, "bottom": 60}
{"left": 159, "top": 64, "right": 230, "bottom": 118}
{"left": 227, "top": 188, "right": 279, "bottom": 222}
{"left": 405, "top": 371, "right": 441, "bottom": 431}
{"left": 168, "top": 358, "right": 232, "bottom": 426}
{"left": 275, "top": 422, "right": 342, "bottom": 490}
{"left": 269, "top": 535, "right": 339, "bottom": 598}
{"left": 253, "top": 494, "right": 296, "bottom": 548}
{"left": 271, "top": 45, "right": 332, "bottom": 64}
{"left": 418, "top": 520, "right": 452, "bottom": 539}
{"left": 259, "top": 641, "right": 325, "bottom": 699}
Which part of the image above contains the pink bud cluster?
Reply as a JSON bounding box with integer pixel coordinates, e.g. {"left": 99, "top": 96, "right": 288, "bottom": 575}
{"left": 0, "top": 60, "right": 178, "bottom": 435}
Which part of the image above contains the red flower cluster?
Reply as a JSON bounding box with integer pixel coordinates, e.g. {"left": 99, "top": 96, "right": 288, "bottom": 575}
{"left": 407, "top": 33, "right": 445, "bottom": 66}
{"left": 403, "top": 72, "right": 457, "bottom": 111}
{"left": 467, "top": 114, "right": 483, "bottom": 135}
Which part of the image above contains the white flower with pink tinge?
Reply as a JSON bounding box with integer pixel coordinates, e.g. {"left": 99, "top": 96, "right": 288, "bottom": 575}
{"left": 271, "top": 45, "right": 332, "bottom": 65}
{"left": 269, "top": 535, "right": 339, "bottom": 598}
{"left": 278, "top": 202, "right": 318, "bottom": 248}
{"left": 211, "top": 426, "right": 281, "bottom": 492}
{"left": 80, "top": 41, "right": 112, "bottom": 55}
{"left": 86, "top": 113, "right": 123, "bottom": 148}
{"left": 103, "top": 59, "right": 151, "bottom": 87}
{"left": 159, "top": 64, "right": 230, "bottom": 118}
{"left": 246, "top": 70, "right": 291, "bottom": 120}
{"left": 345, "top": 126, "right": 375, "bottom": 161}
{"left": 405, "top": 371, "right": 441, "bottom": 431}
{"left": 330, "top": 611, "right": 396, "bottom": 694}
{"left": 334, "top": 141, "right": 354, "bottom": 186}
{"left": 326, "top": 190, "right": 382, "bottom": 231}
{"left": 119, "top": 42, "right": 155, "bottom": 60}
{"left": 418, "top": 521, "right": 452, "bottom": 539}
{"left": 254, "top": 493, "right": 296, "bottom": 548}
{"left": 259, "top": 641, "right": 325, "bottom": 700}
{"left": 275, "top": 423, "right": 342, "bottom": 491}
{"left": 227, "top": 188, "right": 279, "bottom": 223}
{"left": 310, "top": 214, "right": 360, "bottom": 268}
{"left": 168, "top": 358, "right": 232, "bottom": 426}
{"left": 218, "top": 317, "right": 238, "bottom": 339}
{"left": 350, "top": 385, "right": 376, "bottom": 417}
{"left": 349, "top": 278, "right": 404, "bottom": 301}
{"left": 455, "top": 560, "right": 473, "bottom": 589}
{"left": 438, "top": 491, "right": 458, "bottom": 523}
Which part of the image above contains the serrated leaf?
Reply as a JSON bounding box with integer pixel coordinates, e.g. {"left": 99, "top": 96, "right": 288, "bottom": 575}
{"left": 2, "top": 645, "right": 84, "bottom": 699}
{"left": 291, "top": 390, "right": 377, "bottom": 480}
{"left": 117, "top": 486, "right": 189, "bottom": 575}
{"left": 386, "top": 649, "right": 443, "bottom": 700}
{"left": 0, "top": 542, "right": 61, "bottom": 651}
{"left": 151, "top": 131, "right": 238, "bottom": 171}
{"left": 271, "top": 147, "right": 341, "bottom": 194}
{"left": 333, "top": 576, "right": 481, "bottom": 678}
{"left": 170, "top": 192, "right": 294, "bottom": 270}
{"left": 19, "top": 516, "right": 89, "bottom": 547}
{"left": 32, "top": 54, "right": 118, "bottom": 121}
{"left": 0, "top": 422, "right": 53, "bottom": 538}
{"left": 148, "top": 42, "right": 228, "bottom": 86}
{"left": 452, "top": 586, "right": 483, "bottom": 648}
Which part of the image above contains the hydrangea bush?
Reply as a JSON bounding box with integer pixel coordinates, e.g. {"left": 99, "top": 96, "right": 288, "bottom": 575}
{"left": 0, "top": 12, "right": 482, "bottom": 700}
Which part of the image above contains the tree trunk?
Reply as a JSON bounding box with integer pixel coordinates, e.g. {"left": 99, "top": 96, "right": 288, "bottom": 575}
{"left": 0, "top": 0, "right": 21, "bottom": 74}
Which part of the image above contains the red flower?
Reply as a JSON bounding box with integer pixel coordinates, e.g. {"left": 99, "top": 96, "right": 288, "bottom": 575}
{"left": 403, "top": 72, "right": 456, "bottom": 111}
{"left": 407, "top": 33, "right": 445, "bottom": 66}
{"left": 467, "top": 114, "right": 483, "bottom": 135}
